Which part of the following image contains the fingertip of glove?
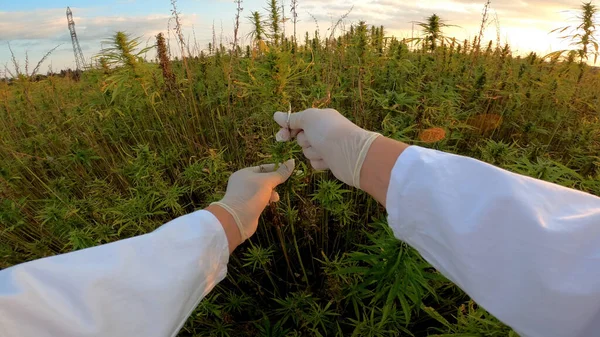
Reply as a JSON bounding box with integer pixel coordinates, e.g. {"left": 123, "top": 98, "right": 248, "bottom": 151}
{"left": 276, "top": 129, "right": 291, "bottom": 142}
{"left": 277, "top": 159, "right": 295, "bottom": 180}
{"left": 273, "top": 111, "right": 287, "bottom": 126}
{"left": 284, "top": 158, "right": 295, "bottom": 170}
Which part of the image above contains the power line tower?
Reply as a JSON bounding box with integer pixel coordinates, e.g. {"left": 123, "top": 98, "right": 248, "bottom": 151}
{"left": 66, "top": 7, "right": 86, "bottom": 71}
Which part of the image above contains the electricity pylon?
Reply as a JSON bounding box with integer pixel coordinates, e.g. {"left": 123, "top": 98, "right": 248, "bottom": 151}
{"left": 66, "top": 7, "right": 86, "bottom": 71}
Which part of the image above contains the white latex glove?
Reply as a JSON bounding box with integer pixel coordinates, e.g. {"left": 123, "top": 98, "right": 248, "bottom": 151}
{"left": 274, "top": 108, "right": 380, "bottom": 188}
{"left": 211, "top": 159, "right": 295, "bottom": 241}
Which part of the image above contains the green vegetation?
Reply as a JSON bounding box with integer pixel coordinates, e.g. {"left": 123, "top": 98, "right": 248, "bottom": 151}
{"left": 1, "top": 1, "right": 600, "bottom": 336}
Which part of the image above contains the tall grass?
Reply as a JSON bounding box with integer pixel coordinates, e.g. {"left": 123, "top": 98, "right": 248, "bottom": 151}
{"left": 1, "top": 1, "right": 599, "bottom": 335}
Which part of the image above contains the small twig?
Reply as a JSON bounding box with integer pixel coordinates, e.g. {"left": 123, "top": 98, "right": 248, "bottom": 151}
{"left": 308, "top": 12, "right": 321, "bottom": 40}
{"left": 212, "top": 20, "right": 217, "bottom": 54}
{"left": 8, "top": 42, "right": 21, "bottom": 76}
{"left": 31, "top": 44, "right": 62, "bottom": 77}
{"left": 25, "top": 51, "right": 29, "bottom": 77}
{"left": 4, "top": 63, "right": 15, "bottom": 78}
{"left": 290, "top": 0, "right": 299, "bottom": 45}
{"left": 477, "top": 0, "right": 492, "bottom": 48}
{"left": 329, "top": 5, "right": 353, "bottom": 40}
{"left": 233, "top": 0, "right": 243, "bottom": 55}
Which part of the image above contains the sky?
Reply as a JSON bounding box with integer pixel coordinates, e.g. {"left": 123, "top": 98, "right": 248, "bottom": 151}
{"left": 0, "top": 0, "right": 590, "bottom": 75}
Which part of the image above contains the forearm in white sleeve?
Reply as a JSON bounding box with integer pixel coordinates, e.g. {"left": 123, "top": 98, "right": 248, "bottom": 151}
{"left": 386, "top": 146, "right": 600, "bottom": 337}
{"left": 0, "top": 210, "right": 229, "bottom": 337}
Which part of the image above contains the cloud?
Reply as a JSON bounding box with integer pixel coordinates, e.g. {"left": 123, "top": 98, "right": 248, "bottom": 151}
{"left": 0, "top": 8, "right": 191, "bottom": 43}
{"left": 297, "top": 0, "right": 580, "bottom": 29}
{"left": 0, "top": 9, "right": 67, "bottom": 41}
{"left": 78, "top": 14, "right": 180, "bottom": 41}
{"left": 0, "top": 7, "right": 202, "bottom": 72}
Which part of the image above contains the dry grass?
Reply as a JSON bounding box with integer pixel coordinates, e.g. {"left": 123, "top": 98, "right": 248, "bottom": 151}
{"left": 419, "top": 127, "right": 447, "bottom": 143}
{"left": 466, "top": 113, "right": 503, "bottom": 134}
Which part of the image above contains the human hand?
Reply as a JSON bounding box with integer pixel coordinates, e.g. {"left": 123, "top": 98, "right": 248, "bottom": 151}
{"left": 274, "top": 108, "right": 380, "bottom": 188}
{"left": 210, "top": 159, "right": 295, "bottom": 244}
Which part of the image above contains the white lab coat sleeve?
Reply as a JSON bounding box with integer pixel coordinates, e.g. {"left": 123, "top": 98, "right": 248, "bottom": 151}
{"left": 0, "top": 209, "right": 230, "bottom": 337}
{"left": 386, "top": 146, "right": 600, "bottom": 337}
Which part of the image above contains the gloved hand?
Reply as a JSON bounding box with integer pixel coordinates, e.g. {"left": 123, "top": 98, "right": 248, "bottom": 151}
{"left": 274, "top": 108, "right": 380, "bottom": 188}
{"left": 211, "top": 159, "right": 295, "bottom": 241}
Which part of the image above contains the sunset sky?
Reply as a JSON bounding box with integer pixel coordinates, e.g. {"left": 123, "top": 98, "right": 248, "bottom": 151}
{"left": 0, "top": 0, "right": 589, "bottom": 74}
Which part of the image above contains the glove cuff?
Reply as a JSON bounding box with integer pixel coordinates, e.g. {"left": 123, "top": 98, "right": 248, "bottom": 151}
{"left": 210, "top": 201, "right": 247, "bottom": 242}
{"left": 352, "top": 132, "right": 381, "bottom": 188}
